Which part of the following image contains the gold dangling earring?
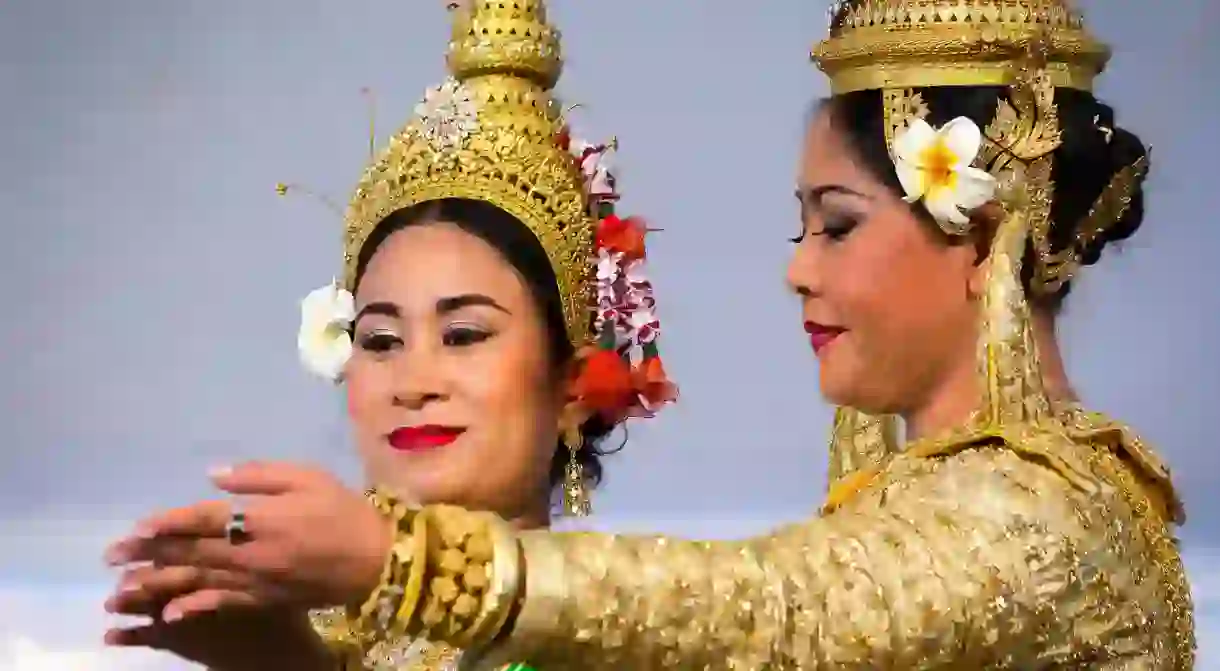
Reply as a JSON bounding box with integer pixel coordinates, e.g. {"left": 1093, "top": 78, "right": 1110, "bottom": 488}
{"left": 561, "top": 424, "right": 590, "bottom": 516}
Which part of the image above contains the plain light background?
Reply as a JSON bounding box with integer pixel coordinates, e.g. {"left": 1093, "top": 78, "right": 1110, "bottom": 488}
{"left": 1, "top": 0, "right": 1217, "bottom": 668}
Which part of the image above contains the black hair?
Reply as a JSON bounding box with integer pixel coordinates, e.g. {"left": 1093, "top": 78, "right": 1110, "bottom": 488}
{"left": 353, "top": 197, "right": 614, "bottom": 493}
{"left": 822, "top": 86, "right": 1149, "bottom": 310}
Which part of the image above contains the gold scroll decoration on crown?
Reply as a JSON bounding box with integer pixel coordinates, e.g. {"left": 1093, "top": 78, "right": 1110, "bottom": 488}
{"left": 813, "top": 0, "right": 1110, "bottom": 93}
{"left": 341, "top": 0, "right": 595, "bottom": 348}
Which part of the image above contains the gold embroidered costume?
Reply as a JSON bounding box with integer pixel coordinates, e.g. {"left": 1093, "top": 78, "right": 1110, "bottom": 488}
{"left": 332, "top": 1, "right": 1193, "bottom": 668}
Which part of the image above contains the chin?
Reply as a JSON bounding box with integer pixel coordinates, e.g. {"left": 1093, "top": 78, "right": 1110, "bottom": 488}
{"left": 817, "top": 357, "right": 858, "bottom": 407}
{"left": 818, "top": 364, "right": 891, "bottom": 414}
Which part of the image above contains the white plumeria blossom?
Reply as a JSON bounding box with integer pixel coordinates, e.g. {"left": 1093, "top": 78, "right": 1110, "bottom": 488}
{"left": 892, "top": 116, "right": 997, "bottom": 227}
{"left": 413, "top": 78, "right": 480, "bottom": 153}
{"left": 298, "top": 281, "right": 355, "bottom": 382}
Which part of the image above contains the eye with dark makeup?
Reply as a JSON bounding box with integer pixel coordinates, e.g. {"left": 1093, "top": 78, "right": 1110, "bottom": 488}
{"left": 441, "top": 324, "right": 494, "bottom": 347}
{"left": 791, "top": 187, "right": 863, "bottom": 244}
{"left": 357, "top": 330, "right": 400, "bottom": 353}
{"left": 820, "top": 213, "right": 859, "bottom": 242}
{"left": 790, "top": 209, "right": 861, "bottom": 244}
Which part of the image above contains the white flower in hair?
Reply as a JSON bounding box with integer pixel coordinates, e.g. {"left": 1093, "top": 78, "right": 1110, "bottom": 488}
{"left": 298, "top": 281, "right": 356, "bottom": 382}
{"left": 892, "top": 117, "right": 997, "bottom": 228}
{"left": 413, "top": 78, "right": 479, "bottom": 153}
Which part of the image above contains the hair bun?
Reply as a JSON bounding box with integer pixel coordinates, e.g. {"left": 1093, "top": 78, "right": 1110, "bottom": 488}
{"left": 1076, "top": 111, "right": 1148, "bottom": 267}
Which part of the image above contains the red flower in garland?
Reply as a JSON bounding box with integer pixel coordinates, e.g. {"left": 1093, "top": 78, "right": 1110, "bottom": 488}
{"left": 572, "top": 347, "right": 636, "bottom": 419}
{"left": 595, "top": 215, "right": 647, "bottom": 260}
{"left": 633, "top": 355, "right": 678, "bottom": 412}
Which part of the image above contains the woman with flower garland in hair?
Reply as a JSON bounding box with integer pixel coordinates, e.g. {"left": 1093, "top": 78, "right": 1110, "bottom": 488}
{"left": 106, "top": 1, "right": 1194, "bottom": 668}
{"left": 102, "top": 2, "right": 674, "bottom": 669}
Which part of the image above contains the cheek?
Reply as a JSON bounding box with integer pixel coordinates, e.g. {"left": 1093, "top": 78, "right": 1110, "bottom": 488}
{"left": 344, "top": 358, "right": 389, "bottom": 434}
{"left": 826, "top": 238, "right": 961, "bottom": 368}
{"left": 460, "top": 339, "right": 559, "bottom": 464}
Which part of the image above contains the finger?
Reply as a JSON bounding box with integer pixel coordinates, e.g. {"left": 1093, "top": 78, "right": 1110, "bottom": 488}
{"left": 211, "top": 461, "right": 331, "bottom": 496}
{"left": 106, "top": 565, "right": 252, "bottom": 615}
{"left": 104, "top": 623, "right": 164, "bottom": 648}
{"left": 114, "top": 536, "right": 253, "bottom": 572}
{"left": 162, "top": 588, "right": 259, "bottom": 621}
{"left": 107, "top": 497, "right": 275, "bottom": 566}
{"left": 106, "top": 565, "right": 201, "bottom": 616}
{"left": 116, "top": 500, "right": 232, "bottom": 548}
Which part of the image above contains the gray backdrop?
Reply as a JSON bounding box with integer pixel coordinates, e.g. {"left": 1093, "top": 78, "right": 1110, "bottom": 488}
{"left": 1, "top": 1, "right": 1216, "bottom": 667}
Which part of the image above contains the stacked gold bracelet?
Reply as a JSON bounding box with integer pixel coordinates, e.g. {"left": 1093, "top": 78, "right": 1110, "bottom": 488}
{"left": 348, "top": 491, "right": 523, "bottom": 658}
{"left": 348, "top": 493, "right": 427, "bottom": 649}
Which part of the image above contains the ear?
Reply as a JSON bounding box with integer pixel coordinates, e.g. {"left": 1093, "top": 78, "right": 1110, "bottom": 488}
{"left": 555, "top": 358, "right": 595, "bottom": 441}
{"left": 557, "top": 400, "right": 594, "bottom": 446}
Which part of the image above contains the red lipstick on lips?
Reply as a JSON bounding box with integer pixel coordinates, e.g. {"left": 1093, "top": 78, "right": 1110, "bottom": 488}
{"left": 388, "top": 425, "right": 464, "bottom": 452}
{"left": 804, "top": 321, "right": 845, "bottom": 354}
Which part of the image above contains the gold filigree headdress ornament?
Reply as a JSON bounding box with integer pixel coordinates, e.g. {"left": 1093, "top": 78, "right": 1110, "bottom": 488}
{"left": 284, "top": 0, "right": 677, "bottom": 516}
{"left": 811, "top": 1, "right": 1150, "bottom": 480}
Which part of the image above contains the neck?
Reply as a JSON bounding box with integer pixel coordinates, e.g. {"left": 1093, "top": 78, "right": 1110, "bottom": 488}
{"left": 1029, "top": 309, "right": 1077, "bottom": 404}
{"left": 903, "top": 308, "right": 1075, "bottom": 440}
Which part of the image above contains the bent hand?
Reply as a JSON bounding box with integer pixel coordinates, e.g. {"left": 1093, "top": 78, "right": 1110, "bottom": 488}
{"left": 106, "top": 461, "right": 393, "bottom": 619}
{"left": 102, "top": 559, "right": 339, "bottom": 670}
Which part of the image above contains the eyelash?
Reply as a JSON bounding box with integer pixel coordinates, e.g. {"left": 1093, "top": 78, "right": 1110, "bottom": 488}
{"left": 356, "top": 326, "right": 493, "bottom": 352}
{"left": 358, "top": 332, "right": 399, "bottom": 353}
{"left": 790, "top": 214, "right": 858, "bottom": 244}
{"left": 441, "top": 325, "right": 492, "bottom": 347}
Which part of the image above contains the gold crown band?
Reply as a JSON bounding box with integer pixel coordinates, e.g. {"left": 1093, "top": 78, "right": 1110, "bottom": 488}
{"left": 813, "top": 0, "right": 1109, "bottom": 93}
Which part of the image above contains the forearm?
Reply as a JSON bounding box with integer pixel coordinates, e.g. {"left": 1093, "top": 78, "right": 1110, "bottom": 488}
{"left": 476, "top": 449, "right": 1109, "bottom": 669}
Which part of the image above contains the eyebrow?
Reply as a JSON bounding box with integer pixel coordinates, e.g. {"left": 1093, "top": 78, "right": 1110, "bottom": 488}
{"left": 794, "top": 184, "right": 872, "bottom": 204}
{"left": 435, "top": 293, "right": 510, "bottom": 315}
{"left": 354, "top": 293, "right": 510, "bottom": 323}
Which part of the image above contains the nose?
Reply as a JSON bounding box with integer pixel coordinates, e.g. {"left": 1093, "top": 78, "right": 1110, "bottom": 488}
{"left": 785, "top": 239, "right": 822, "bottom": 300}
{"left": 390, "top": 340, "right": 448, "bottom": 410}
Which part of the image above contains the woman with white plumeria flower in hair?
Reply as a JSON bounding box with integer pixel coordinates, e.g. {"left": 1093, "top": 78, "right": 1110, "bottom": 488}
{"left": 102, "top": 2, "right": 675, "bottom": 669}
{"left": 105, "top": 1, "right": 1193, "bottom": 669}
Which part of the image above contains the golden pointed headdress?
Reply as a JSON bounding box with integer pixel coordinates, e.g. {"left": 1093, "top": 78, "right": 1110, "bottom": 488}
{"left": 341, "top": 0, "right": 591, "bottom": 345}
{"left": 287, "top": 1, "right": 675, "bottom": 480}
{"left": 811, "top": 2, "right": 1143, "bottom": 487}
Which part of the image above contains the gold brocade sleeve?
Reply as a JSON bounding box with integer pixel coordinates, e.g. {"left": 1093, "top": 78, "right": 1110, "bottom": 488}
{"left": 310, "top": 607, "right": 366, "bottom": 670}
{"left": 478, "top": 445, "right": 1173, "bottom": 669}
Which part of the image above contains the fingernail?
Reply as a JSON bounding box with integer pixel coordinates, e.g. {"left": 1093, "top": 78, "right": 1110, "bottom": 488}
{"left": 104, "top": 546, "right": 126, "bottom": 566}
{"left": 163, "top": 606, "right": 182, "bottom": 622}
{"left": 208, "top": 465, "right": 232, "bottom": 479}
{"left": 134, "top": 524, "right": 155, "bottom": 539}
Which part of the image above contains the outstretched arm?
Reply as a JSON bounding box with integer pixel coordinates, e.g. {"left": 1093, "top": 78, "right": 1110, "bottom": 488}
{"left": 467, "top": 447, "right": 1132, "bottom": 669}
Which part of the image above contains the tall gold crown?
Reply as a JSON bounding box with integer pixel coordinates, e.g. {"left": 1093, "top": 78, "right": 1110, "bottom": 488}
{"left": 341, "top": 0, "right": 593, "bottom": 346}
{"left": 813, "top": 0, "right": 1109, "bottom": 93}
